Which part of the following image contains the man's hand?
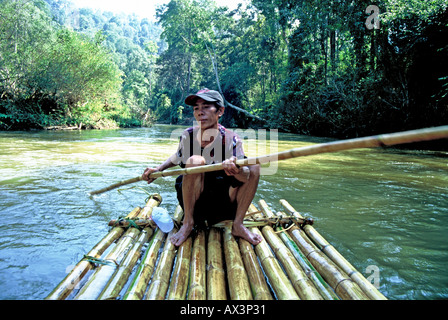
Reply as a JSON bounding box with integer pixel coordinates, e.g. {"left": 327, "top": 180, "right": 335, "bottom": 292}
{"left": 142, "top": 167, "right": 159, "bottom": 184}
{"left": 223, "top": 156, "right": 250, "bottom": 180}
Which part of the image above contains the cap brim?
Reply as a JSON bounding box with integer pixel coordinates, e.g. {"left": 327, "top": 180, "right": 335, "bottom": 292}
{"left": 185, "top": 94, "right": 219, "bottom": 106}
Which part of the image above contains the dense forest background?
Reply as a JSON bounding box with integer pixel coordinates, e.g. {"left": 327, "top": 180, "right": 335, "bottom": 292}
{"left": 1, "top": 0, "right": 447, "bottom": 139}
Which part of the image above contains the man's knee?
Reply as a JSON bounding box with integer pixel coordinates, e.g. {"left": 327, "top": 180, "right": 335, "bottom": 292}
{"left": 186, "top": 155, "right": 206, "bottom": 167}
{"left": 249, "top": 164, "right": 261, "bottom": 180}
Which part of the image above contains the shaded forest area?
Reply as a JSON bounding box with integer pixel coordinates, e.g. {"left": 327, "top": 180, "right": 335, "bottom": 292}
{"left": 1, "top": 0, "right": 447, "bottom": 140}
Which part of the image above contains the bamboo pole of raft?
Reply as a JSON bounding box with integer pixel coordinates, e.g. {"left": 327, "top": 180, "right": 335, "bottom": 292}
{"left": 238, "top": 204, "right": 273, "bottom": 300}
{"left": 166, "top": 236, "right": 193, "bottom": 300}
{"left": 123, "top": 229, "right": 165, "bottom": 300}
{"left": 275, "top": 224, "right": 339, "bottom": 300}
{"left": 247, "top": 205, "right": 300, "bottom": 300}
{"left": 145, "top": 212, "right": 183, "bottom": 300}
{"left": 239, "top": 239, "right": 273, "bottom": 300}
{"left": 139, "top": 194, "right": 163, "bottom": 219}
{"left": 288, "top": 225, "right": 369, "bottom": 300}
{"left": 73, "top": 225, "right": 140, "bottom": 299}
{"left": 280, "top": 199, "right": 387, "bottom": 300}
{"left": 251, "top": 227, "right": 300, "bottom": 300}
{"left": 74, "top": 196, "right": 162, "bottom": 300}
{"left": 282, "top": 211, "right": 369, "bottom": 300}
{"left": 257, "top": 200, "right": 323, "bottom": 300}
{"left": 223, "top": 227, "right": 253, "bottom": 300}
{"left": 261, "top": 225, "right": 324, "bottom": 300}
{"left": 89, "top": 125, "right": 448, "bottom": 195}
{"left": 124, "top": 206, "right": 183, "bottom": 300}
{"left": 98, "top": 226, "right": 153, "bottom": 300}
{"left": 207, "top": 228, "right": 227, "bottom": 300}
{"left": 257, "top": 202, "right": 335, "bottom": 300}
{"left": 187, "top": 230, "right": 207, "bottom": 300}
{"left": 45, "top": 206, "right": 141, "bottom": 300}
{"left": 108, "top": 218, "right": 157, "bottom": 228}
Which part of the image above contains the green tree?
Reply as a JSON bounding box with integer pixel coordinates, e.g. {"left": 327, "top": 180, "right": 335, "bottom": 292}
{"left": 0, "top": 0, "right": 126, "bottom": 129}
{"left": 122, "top": 45, "right": 154, "bottom": 110}
{"left": 270, "top": 0, "right": 447, "bottom": 137}
{"left": 0, "top": 0, "right": 57, "bottom": 128}
{"left": 156, "top": 0, "right": 216, "bottom": 108}
{"left": 31, "top": 28, "right": 122, "bottom": 112}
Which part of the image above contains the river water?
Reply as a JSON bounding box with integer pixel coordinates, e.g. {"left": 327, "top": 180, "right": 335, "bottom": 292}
{"left": 0, "top": 125, "right": 447, "bottom": 300}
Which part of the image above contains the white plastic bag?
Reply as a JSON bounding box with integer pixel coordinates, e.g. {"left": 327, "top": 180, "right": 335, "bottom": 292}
{"left": 151, "top": 207, "right": 174, "bottom": 233}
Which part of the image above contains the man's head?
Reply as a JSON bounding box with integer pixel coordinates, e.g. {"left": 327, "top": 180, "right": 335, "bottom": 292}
{"left": 185, "top": 88, "right": 225, "bottom": 108}
{"left": 185, "top": 89, "right": 225, "bottom": 130}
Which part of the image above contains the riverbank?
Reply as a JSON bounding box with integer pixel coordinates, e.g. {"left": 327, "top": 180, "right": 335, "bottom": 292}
{"left": 42, "top": 118, "right": 121, "bottom": 131}
{"left": 3, "top": 121, "right": 447, "bottom": 152}
{"left": 0, "top": 111, "right": 149, "bottom": 131}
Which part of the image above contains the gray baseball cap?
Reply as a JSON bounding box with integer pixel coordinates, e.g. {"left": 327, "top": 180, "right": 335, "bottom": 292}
{"left": 185, "top": 88, "right": 225, "bottom": 108}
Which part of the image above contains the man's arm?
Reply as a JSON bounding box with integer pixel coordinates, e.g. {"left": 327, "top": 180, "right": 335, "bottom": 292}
{"left": 222, "top": 130, "right": 250, "bottom": 182}
{"left": 142, "top": 153, "right": 179, "bottom": 184}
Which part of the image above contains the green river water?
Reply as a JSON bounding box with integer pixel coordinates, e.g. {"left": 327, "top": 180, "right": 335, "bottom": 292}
{"left": 0, "top": 124, "right": 447, "bottom": 300}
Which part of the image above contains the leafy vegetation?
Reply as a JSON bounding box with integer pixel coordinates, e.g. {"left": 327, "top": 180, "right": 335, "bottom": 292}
{"left": 152, "top": 0, "right": 447, "bottom": 138}
{"left": 0, "top": 0, "right": 159, "bottom": 130}
{"left": 1, "top": 0, "right": 447, "bottom": 139}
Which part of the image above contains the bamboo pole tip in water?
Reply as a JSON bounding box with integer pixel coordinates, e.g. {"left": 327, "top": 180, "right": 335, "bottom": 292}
{"left": 148, "top": 193, "right": 163, "bottom": 204}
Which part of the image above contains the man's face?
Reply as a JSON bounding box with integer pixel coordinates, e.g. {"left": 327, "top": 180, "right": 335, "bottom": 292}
{"left": 193, "top": 98, "right": 224, "bottom": 130}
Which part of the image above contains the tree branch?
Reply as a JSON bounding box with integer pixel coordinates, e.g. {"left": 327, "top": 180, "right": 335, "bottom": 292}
{"left": 205, "top": 42, "right": 265, "bottom": 122}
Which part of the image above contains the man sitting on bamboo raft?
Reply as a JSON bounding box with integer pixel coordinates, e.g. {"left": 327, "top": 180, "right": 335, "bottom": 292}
{"left": 142, "top": 89, "right": 262, "bottom": 246}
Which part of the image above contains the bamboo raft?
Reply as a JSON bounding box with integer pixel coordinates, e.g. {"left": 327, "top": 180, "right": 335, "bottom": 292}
{"left": 46, "top": 193, "right": 387, "bottom": 300}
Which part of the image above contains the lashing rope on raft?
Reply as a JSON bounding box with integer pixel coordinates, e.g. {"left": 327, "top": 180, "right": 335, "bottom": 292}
{"left": 111, "top": 217, "right": 143, "bottom": 231}
{"left": 83, "top": 255, "right": 118, "bottom": 267}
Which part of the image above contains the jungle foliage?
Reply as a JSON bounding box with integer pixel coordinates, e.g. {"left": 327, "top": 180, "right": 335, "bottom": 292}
{"left": 152, "top": 0, "right": 448, "bottom": 138}
{"left": 1, "top": 0, "right": 447, "bottom": 138}
{"left": 0, "top": 0, "right": 160, "bottom": 129}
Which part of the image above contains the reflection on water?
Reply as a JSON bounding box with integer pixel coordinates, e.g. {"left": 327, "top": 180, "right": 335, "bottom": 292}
{"left": 0, "top": 125, "right": 447, "bottom": 299}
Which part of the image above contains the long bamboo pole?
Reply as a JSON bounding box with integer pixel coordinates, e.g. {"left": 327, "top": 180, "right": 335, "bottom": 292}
{"left": 73, "top": 229, "right": 140, "bottom": 300}
{"left": 145, "top": 210, "right": 183, "bottom": 300}
{"left": 247, "top": 204, "right": 300, "bottom": 300}
{"left": 288, "top": 225, "right": 369, "bottom": 300}
{"left": 187, "top": 230, "right": 207, "bottom": 300}
{"left": 239, "top": 238, "right": 273, "bottom": 300}
{"left": 223, "top": 227, "right": 253, "bottom": 300}
{"left": 122, "top": 229, "right": 166, "bottom": 300}
{"left": 98, "top": 226, "right": 153, "bottom": 300}
{"left": 276, "top": 225, "right": 339, "bottom": 300}
{"left": 123, "top": 205, "right": 183, "bottom": 300}
{"left": 166, "top": 236, "right": 193, "bottom": 300}
{"left": 238, "top": 204, "right": 273, "bottom": 300}
{"left": 255, "top": 203, "right": 334, "bottom": 300}
{"left": 252, "top": 227, "right": 300, "bottom": 300}
{"left": 261, "top": 225, "right": 323, "bottom": 300}
{"left": 45, "top": 206, "right": 141, "bottom": 300}
{"left": 207, "top": 228, "right": 227, "bottom": 300}
{"left": 89, "top": 126, "right": 448, "bottom": 195}
{"left": 280, "top": 199, "right": 387, "bottom": 300}
{"left": 73, "top": 196, "right": 161, "bottom": 300}
{"left": 258, "top": 200, "right": 323, "bottom": 300}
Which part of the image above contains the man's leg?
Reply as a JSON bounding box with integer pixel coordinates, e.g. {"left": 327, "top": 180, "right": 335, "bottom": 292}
{"left": 229, "top": 164, "right": 263, "bottom": 245}
{"left": 171, "top": 155, "right": 205, "bottom": 246}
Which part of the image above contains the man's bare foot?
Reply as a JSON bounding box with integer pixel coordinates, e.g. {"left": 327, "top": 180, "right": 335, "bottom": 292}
{"left": 232, "top": 222, "right": 262, "bottom": 245}
{"left": 170, "top": 223, "right": 193, "bottom": 246}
